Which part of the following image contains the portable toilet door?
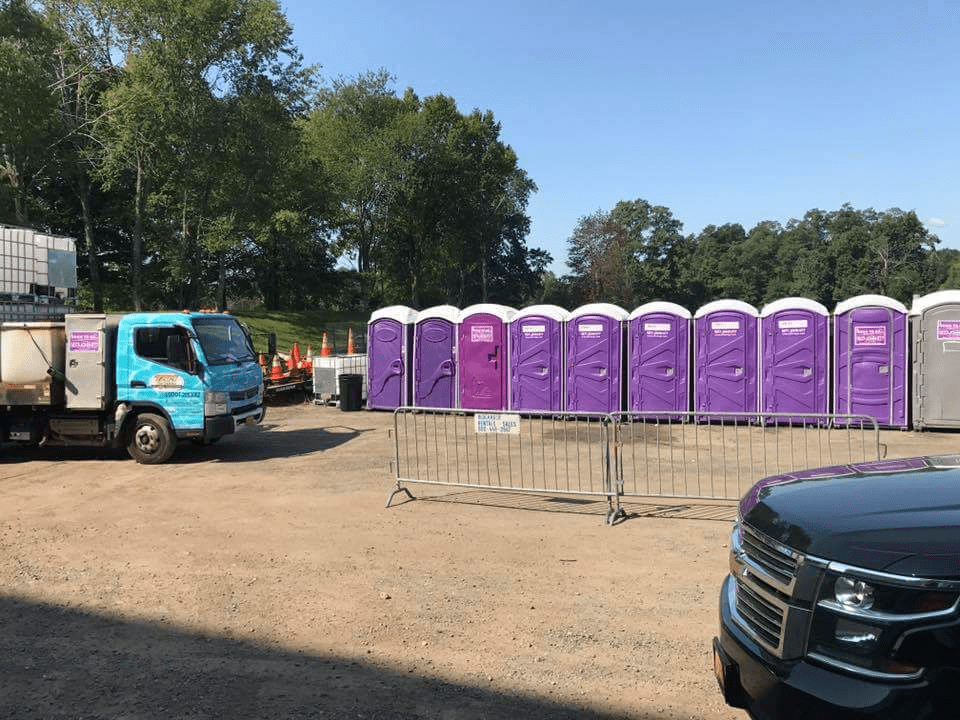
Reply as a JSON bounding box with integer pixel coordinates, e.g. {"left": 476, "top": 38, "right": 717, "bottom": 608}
{"left": 510, "top": 304, "right": 568, "bottom": 412}
{"left": 366, "top": 305, "right": 417, "bottom": 410}
{"left": 694, "top": 300, "right": 759, "bottom": 418}
{"left": 627, "top": 301, "right": 691, "bottom": 414}
{"left": 566, "top": 303, "right": 629, "bottom": 414}
{"left": 759, "top": 298, "right": 829, "bottom": 422}
{"left": 413, "top": 305, "right": 459, "bottom": 408}
{"left": 910, "top": 290, "right": 960, "bottom": 429}
{"left": 457, "top": 304, "right": 515, "bottom": 410}
{"left": 833, "top": 294, "right": 908, "bottom": 428}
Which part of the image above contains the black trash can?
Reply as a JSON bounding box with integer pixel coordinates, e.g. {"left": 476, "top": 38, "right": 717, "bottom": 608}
{"left": 338, "top": 373, "right": 363, "bottom": 411}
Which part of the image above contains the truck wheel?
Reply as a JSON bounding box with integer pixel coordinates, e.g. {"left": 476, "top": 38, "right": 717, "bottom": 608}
{"left": 127, "top": 413, "right": 177, "bottom": 464}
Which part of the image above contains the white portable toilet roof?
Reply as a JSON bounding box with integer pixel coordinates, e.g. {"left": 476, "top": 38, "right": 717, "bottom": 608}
{"left": 694, "top": 299, "right": 758, "bottom": 318}
{"left": 369, "top": 305, "right": 418, "bottom": 324}
{"left": 416, "top": 304, "right": 460, "bottom": 324}
{"left": 513, "top": 304, "right": 570, "bottom": 322}
{"left": 569, "top": 303, "right": 629, "bottom": 321}
{"left": 834, "top": 294, "right": 907, "bottom": 316}
{"left": 760, "top": 297, "right": 828, "bottom": 318}
{"left": 629, "top": 301, "right": 691, "bottom": 320}
{"left": 909, "top": 290, "right": 960, "bottom": 317}
{"left": 458, "top": 303, "right": 516, "bottom": 323}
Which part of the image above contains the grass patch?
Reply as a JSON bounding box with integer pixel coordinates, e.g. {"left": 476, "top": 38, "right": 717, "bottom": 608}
{"left": 235, "top": 310, "right": 369, "bottom": 357}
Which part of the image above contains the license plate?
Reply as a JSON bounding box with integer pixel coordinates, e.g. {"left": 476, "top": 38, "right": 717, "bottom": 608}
{"left": 713, "top": 643, "right": 727, "bottom": 691}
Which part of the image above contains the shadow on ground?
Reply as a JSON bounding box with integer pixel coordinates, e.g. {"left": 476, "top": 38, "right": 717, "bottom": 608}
{"left": 0, "top": 424, "right": 371, "bottom": 465}
{"left": 397, "top": 489, "right": 736, "bottom": 524}
{"left": 0, "top": 594, "right": 675, "bottom": 720}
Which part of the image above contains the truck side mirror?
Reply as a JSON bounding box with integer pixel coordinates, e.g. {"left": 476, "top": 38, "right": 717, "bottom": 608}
{"left": 166, "top": 333, "right": 195, "bottom": 374}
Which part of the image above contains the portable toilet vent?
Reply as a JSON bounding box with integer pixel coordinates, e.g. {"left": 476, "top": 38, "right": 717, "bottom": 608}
{"left": 833, "top": 294, "right": 908, "bottom": 428}
{"left": 457, "top": 303, "right": 515, "bottom": 410}
{"left": 413, "top": 305, "right": 459, "bottom": 409}
{"left": 911, "top": 290, "right": 960, "bottom": 429}
{"left": 694, "top": 299, "right": 759, "bottom": 419}
{"left": 759, "top": 298, "right": 829, "bottom": 423}
{"left": 565, "top": 303, "right": 629, "bottom": 414}
{"left": 510, "top": 304, "right": 568, "bottom": 412}
{"left": 627, "top": 301, "right": 691, "bottom": 415}
{"left": 366, "top": 305, "right": 418, "bottom": 410}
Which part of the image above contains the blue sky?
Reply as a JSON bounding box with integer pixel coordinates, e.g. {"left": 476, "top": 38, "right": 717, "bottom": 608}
{"left": 282, "top": 0, "right": 960, "bottom": 275}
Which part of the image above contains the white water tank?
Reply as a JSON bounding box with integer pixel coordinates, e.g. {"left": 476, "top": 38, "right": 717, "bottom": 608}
{"left": 1, "top": 322, "right": 66, "bottom": 383}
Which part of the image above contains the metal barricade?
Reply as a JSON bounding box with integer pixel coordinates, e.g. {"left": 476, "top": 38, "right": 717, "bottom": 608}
{"left": 387, "top": 407, "right": 621, "bottom": 522}
{"left": 388, "top": 408, "right": 881, "bottom": 525}
{"left": 609, "top": 412, "right": 880, "bottom": 513}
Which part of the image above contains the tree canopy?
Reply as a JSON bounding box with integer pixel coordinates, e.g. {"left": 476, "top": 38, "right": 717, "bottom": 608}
{"left": 1, "top": 0, "right": 955, "bottom": 313}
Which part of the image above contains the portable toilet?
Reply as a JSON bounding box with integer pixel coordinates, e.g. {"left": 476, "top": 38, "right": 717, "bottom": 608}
{"left": 910, "top": 290, "right": 960, "bottom": 429}
{"left": 510, "top": 304, "right": 568, "bottom": 412}
{"left": 627, "top": 301, "right": 691, "bottom": 414}
{"left": 833, "top": 294, "right": 908, "bottom": 428}
{"left": 366, "top": 305, "right": 417, "bottom": 410}
{"left": 457, "top": 303, "right": 515, "bottom": 410}
{"left": 759, "top": 298, "right": 829, "bottom": 422}
{"left": 694, "top": 300, "right": 759, "bottom": 418}
{"left": 413, "top": 305, "right": 459, "bottom": 408}
{"left": 565, "top": 303, "right": 629, "bottom": 414}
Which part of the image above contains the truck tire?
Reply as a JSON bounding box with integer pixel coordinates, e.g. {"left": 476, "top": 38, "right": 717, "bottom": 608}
{"left": 127, "top": 413, "right": 177, "bottom": 464}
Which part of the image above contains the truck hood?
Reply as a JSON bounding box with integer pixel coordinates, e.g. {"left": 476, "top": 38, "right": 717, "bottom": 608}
{"left": 204, "top": 360, "right": 262, "bottom": 391}
{"left": 740, "top": 455, "right": 960, "bottom": 578}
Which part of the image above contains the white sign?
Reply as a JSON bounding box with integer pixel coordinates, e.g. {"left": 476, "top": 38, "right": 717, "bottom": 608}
{"left": 150, "top": 373, "right": 184, "bottom": 390}
{"left": 471, "top": 325, "right": 494, "bottom": 343}
{"left": 778, "top": 319, "right": 808, "bottom": 330}
{"left": 475, "top": 413, "right": 521, "bottom": 435}
{"left": 522, "top": 324, "right": 547, "bottom": 336}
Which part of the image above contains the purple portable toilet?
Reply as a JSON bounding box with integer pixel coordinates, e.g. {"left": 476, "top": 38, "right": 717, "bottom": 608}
{"left": 759, "top": 298, "right": 829, "bottom": 422}
{"left": 566, "top": 303, "right": 629, "bottom": 414}
{"left": 833, "top": 294, "right": 908, "bottom": 428}
{"left": 413, "top": 305, "right": 459, "bottom": 408}
{"left": 457, "top": 303, "right": 515, "bottom": 410}
{"left": 367, "top": 305, "right": 418, "bottom": 410}
{"left": 694, "top": 300, "right": 759, "bottom": 419}
{"left": 910, "top": 290, "right": 960, "bottom": 429}
{"left": 627, "top": 302, "right": 691, "bottom": 414}
{"left": 510, "top": 304, "right": 569, "bottom": 412}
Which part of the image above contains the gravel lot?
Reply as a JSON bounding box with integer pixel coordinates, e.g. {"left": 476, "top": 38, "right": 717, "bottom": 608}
{"left": 1, "top": 402, "right": 954, "bottom": 719}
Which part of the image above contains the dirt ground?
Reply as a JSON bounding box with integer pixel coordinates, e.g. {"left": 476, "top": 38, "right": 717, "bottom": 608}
{"left": 1, "top": 402, "right": 956, "bottom": 720}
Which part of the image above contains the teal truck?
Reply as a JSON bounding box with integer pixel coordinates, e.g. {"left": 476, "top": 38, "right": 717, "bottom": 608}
{"left": 0, "top": 312, "right": 264, "bottom": 463}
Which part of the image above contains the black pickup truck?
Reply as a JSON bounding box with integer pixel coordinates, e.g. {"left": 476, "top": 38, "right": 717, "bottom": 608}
{"left": 714, "top": 455, "right": 960, "bottom": 719}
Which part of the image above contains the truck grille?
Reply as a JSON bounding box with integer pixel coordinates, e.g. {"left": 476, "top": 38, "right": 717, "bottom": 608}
{"left": 230, "top": 386, "right": 260, "bottom": 402}
{"left": 741, "top": 525, "right": 799, "bottom": 591}
{"left": 732, "top": 524, "right": 802, "bottom": 657}
{"left": 735, "top": 579, "right": 786, "bottom": 651}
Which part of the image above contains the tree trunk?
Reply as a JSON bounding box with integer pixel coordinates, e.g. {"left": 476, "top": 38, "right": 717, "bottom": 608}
{"left": 77, "top": 174, "right": 102, "bottom": 311}
{"left": 132, "top": 150, "right": 148, "bottom": 311}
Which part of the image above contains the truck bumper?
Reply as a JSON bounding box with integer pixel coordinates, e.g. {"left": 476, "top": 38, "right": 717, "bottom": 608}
{"left": 715, "top": 575, "right": 933, "bottom": 720}
{"left": 203, "top": 405, "right": 265, "bottom": 441}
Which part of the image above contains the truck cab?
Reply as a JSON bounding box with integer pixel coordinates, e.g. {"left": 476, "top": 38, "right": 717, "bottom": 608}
{"left": 111, "top": 312, "right": 264, "bottom": 462}
{"left": 714, "top": 456, "right": 960, "bottom": 719}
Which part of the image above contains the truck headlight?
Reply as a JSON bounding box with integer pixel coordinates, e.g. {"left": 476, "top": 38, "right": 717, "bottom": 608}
{"left": 834, "top": 576, "right": 874, "bottom": 610}
{"left": 808, "top": 568, "right": 959, "bottom": 678}
{"left": 204, "top": 390, "right": 228, "bottom": 416}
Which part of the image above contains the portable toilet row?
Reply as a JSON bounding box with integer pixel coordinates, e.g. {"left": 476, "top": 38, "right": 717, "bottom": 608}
{"left": 367, "top": 293, "right": 955, "bottom": 428}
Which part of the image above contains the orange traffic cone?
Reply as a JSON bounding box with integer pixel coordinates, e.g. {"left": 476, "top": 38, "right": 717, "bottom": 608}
{"left": 320, "top": 331, "right": 331, "bottom": 357}
{"left": 347, "top": 327, "right": 355, "bottom": 354}
{"left": 258, "top": 353, "right": 266, "bottom": 371}
{"left": 269, "top": 354, "right": 283, "bottom": 381}
{"left": 302, "top": 344, "right": 313, "bottom": 370}
{"left": 291, "top": 342, "right": 301, "bottom": 368}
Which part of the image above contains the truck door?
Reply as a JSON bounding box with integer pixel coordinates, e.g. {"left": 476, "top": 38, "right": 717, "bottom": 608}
{"left": 116, "top": 322, "right": 205, "bottom": 432}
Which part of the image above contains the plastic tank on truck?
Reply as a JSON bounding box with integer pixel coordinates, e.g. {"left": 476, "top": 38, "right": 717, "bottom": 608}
{"left": 0, "top": 311, "right": 264, "bottom": 463}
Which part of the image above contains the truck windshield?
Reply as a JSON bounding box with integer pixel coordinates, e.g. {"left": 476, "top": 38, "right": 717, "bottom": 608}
{"left": 192, "top": 316, "right": 256, "bottom": 365}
